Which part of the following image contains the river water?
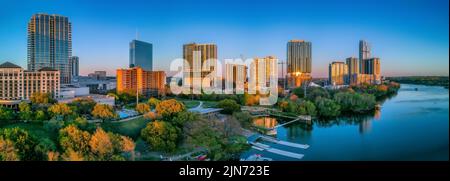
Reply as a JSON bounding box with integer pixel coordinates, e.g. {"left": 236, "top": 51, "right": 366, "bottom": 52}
{"left": 242, "top": 84, "right": 449, "bottom": 161}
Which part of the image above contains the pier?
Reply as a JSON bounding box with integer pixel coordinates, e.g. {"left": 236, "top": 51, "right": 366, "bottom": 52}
{"left": 247, "top": 134, "right": 309, "bottom": 160}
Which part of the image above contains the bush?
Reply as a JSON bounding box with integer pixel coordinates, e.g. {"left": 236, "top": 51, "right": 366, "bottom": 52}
{"left": 314, "top": 97, "right": 340, "bottom": 118}
{"left": 141, "top": 121, "right": 179, "bottom": 152}
{"left": 217, "top": 99, "right": 241, "bottom": 114}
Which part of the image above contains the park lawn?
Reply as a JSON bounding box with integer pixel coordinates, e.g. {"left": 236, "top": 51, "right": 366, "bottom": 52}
{"left": 101, "top": 117, "right": 151, "bottom": 139}
{"left": 0, "top": 122, "right": 55, "bottom": 141}
{"left": 180, "top": 100, "right": 200, "bottom": 109}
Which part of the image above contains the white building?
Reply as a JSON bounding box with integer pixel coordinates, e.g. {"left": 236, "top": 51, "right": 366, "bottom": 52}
{"left": 0, "top": 62, "right": 60, "bottom": 106}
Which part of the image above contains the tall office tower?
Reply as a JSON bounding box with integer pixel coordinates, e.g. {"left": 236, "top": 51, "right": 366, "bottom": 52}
{"left": 28, "top": 13, "right": 72, "bottom": 84}
{"left": 249, "top": 56, "right": 277, "bottom": 92}
{"left": 359, "top": 40, "right": 371, "bottom": 74}
{"left": 287, "top": 40, "right": 312, "bottom": 88}
{"left": 225, "top": 63, "right": 247, "bottom": 94}
{"left": 346, "top": 57, "right": 359, "bottom": 85}
{"left": 129, "top": 40, "right": 153, "bottom": 71}
{"left": 117, "top": 67, "right": 166, "bottom": 97}
{"left": 183, "top": 43, "right": 217, "bottom": 93}
{"left": 329, "top": 61, "right": 348, "bottom": 86}
{"left": 0, "top": 62, "right": 60, "bottom": 107}
{"left": 365, "top": 57, "right": 381, "bottom": 84}
{"left": 69, "top": 56, "right": 79, "bottom": 77}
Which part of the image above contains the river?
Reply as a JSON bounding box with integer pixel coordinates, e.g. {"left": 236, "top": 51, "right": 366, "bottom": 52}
{"left": 242, "top": 84, "right": 449, "bottom": 161}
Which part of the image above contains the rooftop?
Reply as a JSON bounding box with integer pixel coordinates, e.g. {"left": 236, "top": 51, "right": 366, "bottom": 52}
{"left": 0, "top": 62, "right": 22, "bottom": 69}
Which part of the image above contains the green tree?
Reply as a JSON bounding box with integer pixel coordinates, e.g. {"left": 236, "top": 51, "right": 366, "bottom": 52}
{"left": 170, "top": 111, "right": 199, "bottom": 127}
{"left": 0, "top": 128, "right": 39, "bottom": 160}
{"left": 141, "top": 120, "right": 178, "bottom": 152}
{"left": 217, "top": 99, "right": 241, "bottom": 114}
{"left": 35, "top": 110, "right": 48, "bottom": 121}
{"left": 315, "top": 97, "right": 341, "bottom": 117}
{"left": 333, "top": 92, "right": 376, "bottom": 113}
{"left": 18, "top": 102, "right": 33, "bottom": 121}
{"left": 0, "top": 107, "right": 15, "bottom": 121}
{"left": 69, "top": 97, "right": 96, "bottom": 115}
{"left": 48, "top": 103, "right": 73, "bottom": 120}
{"left": 296, "top": 100, "right": 317, "bottom": 116}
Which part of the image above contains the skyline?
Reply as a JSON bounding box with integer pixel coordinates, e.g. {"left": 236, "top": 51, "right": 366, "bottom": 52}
{"left": 0, "top": 0, "right": 449, "bottom": 77}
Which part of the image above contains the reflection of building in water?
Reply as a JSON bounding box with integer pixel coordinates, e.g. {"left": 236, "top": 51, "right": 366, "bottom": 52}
{"left": 374, "top": 109, "right": 381, "bottom": 120}
{"left": 359, "top": 119, "right": 372, "bottom": 134}
{"left": 253, "top": 117, "right": 278, "bottom": 129}
{"left": 286, "top": 123, "right": 312, "bottom": 140}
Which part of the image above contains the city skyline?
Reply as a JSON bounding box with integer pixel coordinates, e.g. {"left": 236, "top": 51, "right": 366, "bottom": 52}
{"left": 0, "top": 0, "right": 448, "bottom": 77}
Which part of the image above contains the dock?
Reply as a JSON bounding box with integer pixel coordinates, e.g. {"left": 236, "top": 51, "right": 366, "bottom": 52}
{"left": 249, "top": 142, "right": 304, "bottom": 160}
{"left": 260, "top": 136, "right": 310, "bottom": 149}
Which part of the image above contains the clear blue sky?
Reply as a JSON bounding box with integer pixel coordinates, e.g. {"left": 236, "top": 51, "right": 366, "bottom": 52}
{"left": 0, "top": 0, "right": 448, "bottom": 77}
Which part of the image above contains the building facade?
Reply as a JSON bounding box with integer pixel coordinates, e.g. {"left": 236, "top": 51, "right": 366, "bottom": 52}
{"left": 329, "top": 61, "right": 348, "bottom": 86}
{"left": 224, "top": 63, "right": 247, "bottom": 94}
{"left": 346, "top": 57, "right": 359, "bottom": 85}
{"left": 117, "top": 67, "right": 166, "bottom": 97}
{"left": 287, "top": 40, "right": 312, "bottom": 88}
{"left": 70, "top": 56, "right": 79, "bottom": 77}
{"left": 129, "top": 40, "right": 153, "bottom": 71}
{"left": 359, "top": 40, "right": 371, "bottom": 74}
{"left": 0, "top": 62, "right": 60, "bottom": 106}
{"left": 28, "top": 13, "right": 72, "bottom": 84}
{"left": 183, "top": 43, "right": 217, "bottom": 93}
{"left": 249, "top": 56, "right": 277, "bottom": 93}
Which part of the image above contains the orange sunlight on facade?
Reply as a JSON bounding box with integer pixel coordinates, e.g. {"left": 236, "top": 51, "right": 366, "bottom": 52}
{"left": 117, "top": 67, "right": 166, "bottom": 97}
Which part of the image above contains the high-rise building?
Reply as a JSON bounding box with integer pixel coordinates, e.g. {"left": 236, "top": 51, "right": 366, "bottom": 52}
{"left": 117, "top": 67, "right": 166, "bottom": 97}
{"left": 0, "top": 62, "right": 60, "bottom": 107}
{"left": 69, "top": 56, "right": 79, "bottom": 77}
{"left": 28, "top": 13, "right": 72, "bottom": 84}
{"left": 329, "top": 61, "right": 348, "bottom": 86}
{"left": 224, "top": 63, "right": 247, "bottom": 94}
{"left": 359, "top": 40, "right": 371, "bottom": 74}
{"left": 88, "top": 71, "right": 107, "bottom": 80}
{"left": 346, "top": 57, "right": 359, "bottom": 84}
{"left": 249, "top": 56, "right": 277, "bottom": 92}
{"left": 183, "top": 43, "right": 217, "bottom": 93}
{"left": 129, "top": 40, "right": 153, "bottom": 71}
{"left": 287, "top": 40, "right": 312, "bottom": 88}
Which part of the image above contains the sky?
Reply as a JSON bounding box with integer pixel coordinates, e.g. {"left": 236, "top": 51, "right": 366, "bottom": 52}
{"left": 0, "top": 0, "right": 448, "bottom": 77}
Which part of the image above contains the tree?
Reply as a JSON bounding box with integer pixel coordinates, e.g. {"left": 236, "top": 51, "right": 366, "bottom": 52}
{"left": 0, "top": 107, "right": 14, "bottom": 121}
{"left": 155, "top": 99, "right": 185, "bottom": 119}
{"left": 47, "top": 151, "right": 60, "bottom": 161}
{"left": 136, "top": 103, "right": 150, "bottom": 114}
{"left": 170, "top": 111, "right": 199, "bottom": 127}
{"left": 278, "top": 100, "right": 289, "bottom": 112}
{"left": 48, "top": 103, "right": 73, "bottom": 120}
{"left": 0, "top": 138, "right": 19, "bottom": 161}
{"left": 333, "top": 92, "right": 376, "bottom": 113}
{"left": 89, "top": 128, "right": 114, "bottom": 160}
{"left": 35, "top": 110, "right": 48, "bottom": 121}
{"left": 315, "top": 97, "right": 341, "bottom": 117}
{"left": 30, "top": 92, "right": 55, "bottom": 104}
{"left": 61, "top": 149, "right": 84, "bottom": 161}
{"left": 59, "top": 125, "right": 91, "bottom": 154}
{"left": 232, "top": 112, "right": 253, "bottom": 128}
{"left": 141, "top": 120, "right": 178, "bottom": 152}
{"left": 143, "top": 111, "right": 159, "bottom": 120}
{"left": 18, "top": 102, "right": 33, "bottom": 121}
{"left": 0, "top": 128, "right": 39, "bottom": 160}
{"left": 69, "top": 97, "right": 96, "bottom": 115}
{"left": 217, "top": 99, "right": 241, "bottom": 114}
{"left": 91, "top": 104, "right": 117, "bottom": 121}
{"left": 297, "top": 100, "right": 317, "bottom": 116}
{"left": 148, "top": 98, "right": 161, "bottom": 109}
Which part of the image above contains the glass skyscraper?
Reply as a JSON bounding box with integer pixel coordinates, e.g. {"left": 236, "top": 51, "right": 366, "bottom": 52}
{"left": 129, "top": 40, "right": 153, "bottom": 71}
{"left": 28, "top": 13, "right": 72, "bottom": 84}
{"left": 287, "top": 40, "right": 312, "bottom": 88}
{"left": 359, "top": 40, "right": 371, "bottom": 74}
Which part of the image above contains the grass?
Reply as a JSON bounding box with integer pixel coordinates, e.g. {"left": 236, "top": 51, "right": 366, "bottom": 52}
{"left": 181, "top": 100, "right": 200, "bottom": 109}
{"left": 101, "top": 117, "right": 151, "bottom": 139}
{"left": 0, "top": 121, "right": 55, "bottom": 141}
